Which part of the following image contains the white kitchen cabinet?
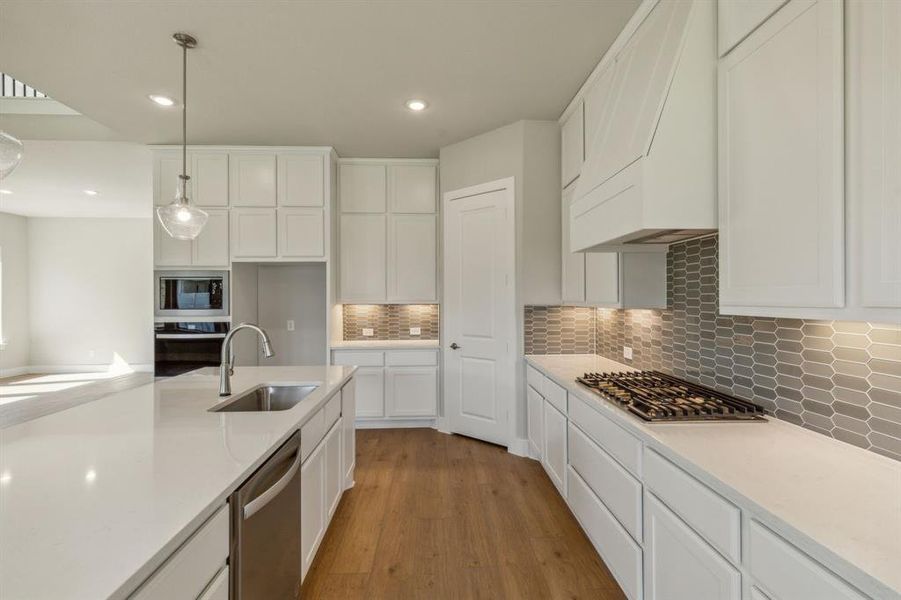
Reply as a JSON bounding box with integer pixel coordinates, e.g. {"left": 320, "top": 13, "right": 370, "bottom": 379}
{"left": 351, "top": 366, "right": 385, "bottom": 418}
{"left": 583, "top": 60, "right": 616, "bottom": 164}
{"left": 644, "top": 492, "right": 741, "bottom": 600}
{"left": 229, "top": 153, "right": 277, "bottom": 207}
{"left": 585, "top": 253, "right": 620, "bottom": 306}
{"left": 197, "top": 566, "right": 228, "bottom": 600}
{"left": 231, "top": 208, "right": 277, "bottom": 258}
{"left": 300, "top": 439, "right": 325, "bottom": 581}
{"left": 718, "top": 0, "right": 789, "bottom": 57}
{"left": 191, "top": 209, "right": 229, "bottom": 267}
{"left": 542, "top": 400, "right": 567, "bottom": 497}
{"left": 527, "top": 385, "right": 544, "bottom": 460}
{"left": 154, "top": 153, "right": 185, "bottom": 206}
{"left": 341, "top": 380, "right": 356, "bottom": 487}
{"left": 719, "top": 0, "right": 844, "bottom": 311}
{"left": 153, "top": 218, "right": 193, "bottom": 267}
{"left": 278, "top": 154, "right": 324, "bottom": 207}
{"left": 339, "top": 163, "right": 386, "bottom": 213}
{"left": 389, "top": 164, "right": 436, "bottom": 213}
{"left": 387, "top": 214, "right": 437, "bottom": 302}
{"left": 191, "top": 152, "right": 229, "bottom": 207}
{"left": 278, "top": 207, "right": 324, "bottom": 258}
{"left": 339, "top": 214, "right": 387, "bottom": 302}
{"left": 560, "top": 101, "right": 583, "bottom": 188}
{"left": 324, "top": 421, "right": 342, "bottom": 520}
{"left": 561, "top": 188, "right": 586, "bottom": 304}
{"left": 385, "top": 366, "right": 437, "bottom": 417}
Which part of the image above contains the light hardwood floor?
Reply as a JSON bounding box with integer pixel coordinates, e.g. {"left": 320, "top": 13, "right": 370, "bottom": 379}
{"left": 302, "top": 428, "right": 627, "bottom": 600}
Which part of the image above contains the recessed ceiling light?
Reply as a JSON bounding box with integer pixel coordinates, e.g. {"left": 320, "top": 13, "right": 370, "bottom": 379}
{"left": 0, "top": 189, "right": 12, "bottom": 195}
{"left": 83, "top": 189, "right": 98, "bottom": 196}
{"left": 405, "top": 99, "right": 428, "bottom": 112}
{"left": 148, "top": 94, "right": 175, "bottom": 107}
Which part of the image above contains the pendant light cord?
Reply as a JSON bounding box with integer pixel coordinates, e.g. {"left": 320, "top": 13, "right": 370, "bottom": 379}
{"left": 181, "top": 38, "right": 187, "bottom": 183}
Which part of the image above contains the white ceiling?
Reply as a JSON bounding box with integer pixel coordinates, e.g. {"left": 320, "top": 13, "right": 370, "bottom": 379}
{"left": 0, "top": 141, "right": 151, "bottom": 218}
{"left": 0, "top": 0, "right": 639, "bottom": 158}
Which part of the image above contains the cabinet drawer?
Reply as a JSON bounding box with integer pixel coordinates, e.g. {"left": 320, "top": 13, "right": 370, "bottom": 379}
{"left": 198, "top": 565, "right": 228, "bottom": 600}
{"left": 385, "top": 350, "right": 437, "bottom": 367}
{"left": 332, "top": 350, "right": 384, "bottom": 367}
{"left": 526, "top": 364, "right": 544, "bottom": 392}
{"left": 748, "top": 520, "right": 867, "bottom": 600}
{"left": 324, "top": 392, "right": 341, "bottom": 428}
{"left": 567, "top": 467, "right": 643, "bottom": 600}
{"left": 569, "top": 393, "right": 642, "bottom": 476}
{"left": 644, "top": 448, "right": 740, "bottom": 563}
{"left": 542, "top": 378, "right": 567, "bottom": 414}
{"left": 301, "top": 408, "right": 326, "bottom": 461}
{"left": 132, "top": 505, "right": 228, "bottom": 600}
{"left": 568, "top": 422, "right": 642, "bottom": 541}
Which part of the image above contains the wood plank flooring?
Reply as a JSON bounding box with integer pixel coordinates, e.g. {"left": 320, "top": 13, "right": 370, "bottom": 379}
{"left": 302, "top": 428, "right": 627, "bottom": 600}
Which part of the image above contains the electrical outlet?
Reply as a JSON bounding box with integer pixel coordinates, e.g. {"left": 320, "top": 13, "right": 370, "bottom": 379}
{"left": 410, "top": 327, "right": 421, "bottom": 336}
{"left": 362, "top": 328, "right": 374, "bottom": 337}
{"left": 287, "top": 320, "right": 295, "bottom": 332}
{"left": 623, "top": 346, "right": 633, "bottom": 360}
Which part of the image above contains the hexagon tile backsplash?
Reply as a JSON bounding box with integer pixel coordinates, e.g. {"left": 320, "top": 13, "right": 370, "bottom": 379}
{"left": 525, "top": 235, "right": 901, "bottom": 462}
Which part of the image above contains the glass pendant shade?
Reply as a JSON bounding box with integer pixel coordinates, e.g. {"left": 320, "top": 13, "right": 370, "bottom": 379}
{"left": 0, "top": 131, "right": 24, "bottom": 180}
{"left": 156, "top": 176, "right": 208, "bottom": 240}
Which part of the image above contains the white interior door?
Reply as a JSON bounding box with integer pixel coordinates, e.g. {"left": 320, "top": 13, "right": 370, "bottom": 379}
{"left": 443, "top": 178, "right": 515, "bottom": 447}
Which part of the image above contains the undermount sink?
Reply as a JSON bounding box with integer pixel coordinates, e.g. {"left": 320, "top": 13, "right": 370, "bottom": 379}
{"left": 210, "top": 384, "right": 319, "bottom": 412}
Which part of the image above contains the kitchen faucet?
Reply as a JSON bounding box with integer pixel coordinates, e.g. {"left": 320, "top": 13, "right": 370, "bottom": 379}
{"left": 220, "top": 323, "right": 274, "bottom": 396}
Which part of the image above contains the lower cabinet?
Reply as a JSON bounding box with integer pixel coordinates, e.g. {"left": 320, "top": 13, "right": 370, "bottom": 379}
{"left": 385, "top": 366, "right": 438, "bottom": 417}
{"left": 527, "top": 385, "right": 544, "bottom": 459}
{"left": 300, "top": 436, "right": 326, "bottom": 581}
{"left": 542, "top": 400, "right": 567, "bottom": 497}
{"left": 341, "top": 379, "right": 356, "bottom": 487}
{"left": 197, "top": 566, "right": 228, "bottom": 600}
{"left": 324, "top": 422, "right": 342, "bottom": 520}
{"left": 644, "top": 492, "right": 741, "bottom": 600}
{"left": 353, "top": 367, "right": 385, "bottom": 418}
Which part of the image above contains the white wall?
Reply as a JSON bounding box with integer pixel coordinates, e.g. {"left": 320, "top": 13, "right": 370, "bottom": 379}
{"left": 0, "top": 212, "right": 30, "bottom": 374}
{"left": 26, "top": 218, "right": 153, "bottom": 370}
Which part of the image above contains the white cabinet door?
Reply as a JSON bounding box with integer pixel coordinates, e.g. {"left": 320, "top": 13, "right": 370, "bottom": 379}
{"left": 542, "top": 400, "right": 567, "bottom": 497}
{"left": 850, "top": 0, "right": 901, "bottom": 308}
{"left": 341, "top": 380, "right": 356, "bottom": 486}
{"left": 229, "top": 153, "right": 276, "bottom": 207}
{"left": 583, "top": 60, "right": 617, "bottom": 162}
{"left": 387, "top": 214, "right": 436, "bottom": 302}
{"left": 389, "top": 164, "right": 436, "bottom": 213}
{"left": 193, "top": 209, "right": 229, "bottom": 267}
{"left": 527, "top": 385, "right": 544, "bottom": 460}
{"left": 155, "top": 153, "right": 185, "bottom": 206}
{"left": 719, "top": 0, "right": 844, "bottom": 310}
{"left": 585, "top": 253, "right": 620, "bottom": 306}
{"left": 339, "top": 163, "right": 386, "bottom": 213}
{"left": 300, "top": 441, "right": 325, "bottom": 581}
{"left": 339, "top": 214, "right": 386, "bottom": 302}
{"left": 385, "top": 367, "right": 437, "bottom": 417}
{"left": 324, "top": 421, "right": 342, "bottom": 520}
{"left": 644, "top": 493, "right": 741, "bottom": 600}
{"left": 197, "top": 566, "right": 228, "bottom": 600}
{"left": 353, "top": 367, "right": 385, "bottom": 418}
{"left": 191, "top": 152, "right": 229, "bottom": 207}
{"left": 561, "top": 187, "right": 586, "bottom": 304}
{"left": 231, "top": 208, "right": 277, "bottom": 258}
{"left": 154, "top": 218, "right": 193, "bottom": 267}
{"left": 718, "top": 0, "right": 789, "bottom": 56}
{"left": 278, "top": 154, "right": 324, "bottom": 207}
{"left": 278, "top": 207, "right": 324, "bottom": 258}
{"left": 561, "top": 101, "right": 584, "bottom": 187}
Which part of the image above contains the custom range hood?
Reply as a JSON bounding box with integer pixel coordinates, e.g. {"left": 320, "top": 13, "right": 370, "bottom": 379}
{"left": 570, "top": 0, "right": 716, "bottom": 252}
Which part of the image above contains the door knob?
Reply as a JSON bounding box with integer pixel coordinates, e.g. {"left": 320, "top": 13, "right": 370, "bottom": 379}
{"left": 450, "top": 343, "right": 461, "bottom": 350}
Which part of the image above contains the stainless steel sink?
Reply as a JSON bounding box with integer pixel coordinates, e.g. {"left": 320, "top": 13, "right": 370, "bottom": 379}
{"left": 210, "top": 384, "right": 319, "bottom": 412}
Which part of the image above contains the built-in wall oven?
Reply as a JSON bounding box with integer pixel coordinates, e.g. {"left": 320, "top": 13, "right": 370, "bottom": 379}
{"left": 154, "top": 321, "right": 230, "bottom": 377}
{"left": 155, "top": 270, "right": 229, "bottom": 318}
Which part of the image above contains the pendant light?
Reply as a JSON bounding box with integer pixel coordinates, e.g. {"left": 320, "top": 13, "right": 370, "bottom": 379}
{"left": 156, "top": 32, "right": 208, "bottom": 240}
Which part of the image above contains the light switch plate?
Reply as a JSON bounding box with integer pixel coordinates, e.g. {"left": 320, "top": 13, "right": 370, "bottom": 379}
{"left": 287, "top": 320, "right": 295, "bottom": 331}
{"left": 623, "top": 346, "right": 633, "bottom": 360}
{"left": 362, "top": 328, "right": 374, "bottom": 337}
{"left": 410, "top": 327, "right": 421, "bottom": 336}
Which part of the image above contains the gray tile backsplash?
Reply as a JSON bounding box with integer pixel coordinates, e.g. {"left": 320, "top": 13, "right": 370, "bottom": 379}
{"left": 525, "top": 235, "right": 901, "bottom": 462}
{"left": 342, "top": 304, "right": 439, "bottom": 340}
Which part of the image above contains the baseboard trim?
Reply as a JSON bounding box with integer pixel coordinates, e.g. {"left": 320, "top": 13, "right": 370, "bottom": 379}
{"left": 355, "top": 418, "right": 438, "bottom": 430}
{"left": 0, "top": 366, "right": 30, "bottom": 378}
{"left": 507, "top": 437, "right": 530, "bottom": 457}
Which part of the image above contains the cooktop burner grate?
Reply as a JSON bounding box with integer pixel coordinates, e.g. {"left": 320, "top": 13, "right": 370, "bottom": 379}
{"left": 576, "top": 371, "right": 766, "bottom": 422}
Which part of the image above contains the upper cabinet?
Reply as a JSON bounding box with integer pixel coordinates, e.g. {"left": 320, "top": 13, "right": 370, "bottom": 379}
{"left": 569, "top": 0, "right": 716, "bottom": 250}
{"left": 718, "top": 0, "right": 789, "bottom": 57}
{"left": 338, "top": 160, "right": 438, "bottom": 303}
{"left": 152, "top": 147, "right": 335, "bottom": 267}
{"left": 560, "top": 102, "right": 584, "bottom": 189}
{"left": 718, "top": 0, "right": 844, "bottom": 311}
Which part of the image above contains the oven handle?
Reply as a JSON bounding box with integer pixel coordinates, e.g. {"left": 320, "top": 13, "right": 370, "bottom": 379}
{"left": 243, "top": 446, "right": 303, "bottom": 520}
{"left": 155, "top": 333, "right": 227, "bottom": 340}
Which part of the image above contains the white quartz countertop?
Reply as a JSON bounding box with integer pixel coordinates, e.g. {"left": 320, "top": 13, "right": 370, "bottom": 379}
{"left": 331, "top": 339, "right": 440, "bottom": 350}
{"left": 526, "top": 354, "right": 901, "bottom": 599}
{"left": 0, "top": 365, "right": 356, "bottom": 600}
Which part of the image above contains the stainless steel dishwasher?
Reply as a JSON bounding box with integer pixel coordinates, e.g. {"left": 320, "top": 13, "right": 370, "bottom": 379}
{"left": 230, "top": 430, "right": 302, "bottom": 599}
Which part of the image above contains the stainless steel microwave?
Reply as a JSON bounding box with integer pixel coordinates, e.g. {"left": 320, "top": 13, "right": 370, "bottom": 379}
{"left": 154, "top": 270, "right": 229, "bottom": 318}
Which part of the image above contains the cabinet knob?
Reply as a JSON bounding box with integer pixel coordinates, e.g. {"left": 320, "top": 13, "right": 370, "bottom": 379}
{"left": 450, "top": 342, "right": 461, "bottom": 350}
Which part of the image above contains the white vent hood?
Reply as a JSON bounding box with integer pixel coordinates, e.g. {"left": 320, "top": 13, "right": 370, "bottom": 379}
{"left": 570, "top": 0, "right": 716, "bottom": 252}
